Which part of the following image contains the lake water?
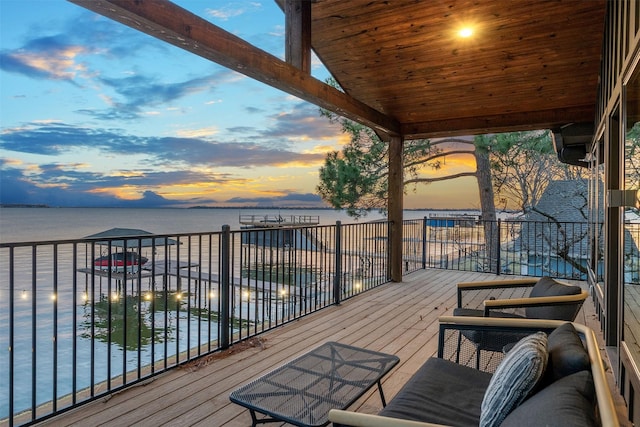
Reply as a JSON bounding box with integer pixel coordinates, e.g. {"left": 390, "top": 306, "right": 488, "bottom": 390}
{"left": 0, "top": 207, "right": 476, "bottom": 243}
{"left": 0, "top": 207, "right": 479, "bottom": 420}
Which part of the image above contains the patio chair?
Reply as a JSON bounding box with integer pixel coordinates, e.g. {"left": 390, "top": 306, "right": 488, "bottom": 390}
{"left": 452, "top": 276, "right": 588, "bottom": 368}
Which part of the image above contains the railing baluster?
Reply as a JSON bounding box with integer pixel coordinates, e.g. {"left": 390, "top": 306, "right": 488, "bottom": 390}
{"left": 72, "top": 243, "right": 78, "bottom": 406}
{"left": 220, "top": 225, "right": 231, "bottom": 350}
{"left": 53, "top": 244, "right": 58, "bottom": 413}
{"left": 136, "top": 237, "right": 143, "bottom": 378}
{"left": 496, "top": 219, "right": 501, "bottom": 275}
{"left": 9, "top": 247, "right": 14, "bottom": 427}
{"left": 122, "top": 240, "right": 128, "bottom": 386}
{"left": 31, "top": 245, "right": 36, "bottom": 421}
{"left": 334, "top": 221, "right": 342, "bottom": 305}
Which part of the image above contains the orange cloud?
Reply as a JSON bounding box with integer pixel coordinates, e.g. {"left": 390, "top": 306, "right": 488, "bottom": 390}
{"left": 14, "top": 45, "right": 89, "bottom": 80}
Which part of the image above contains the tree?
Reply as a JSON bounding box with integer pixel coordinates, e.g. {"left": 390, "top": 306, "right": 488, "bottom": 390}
{"left": 317, "top": 110, "right": 480, "bottom": 218}
{"left": 475, "top": 131, "right": 555, "bottom": 213}
{"left": 317, "top": 110, "right": 500, "bottom": 271}
{"left": 476, "top": 130, "right": 589, "bottom": 213}
{"left": 318, "top": 78, "right": 482, "bottom": 218}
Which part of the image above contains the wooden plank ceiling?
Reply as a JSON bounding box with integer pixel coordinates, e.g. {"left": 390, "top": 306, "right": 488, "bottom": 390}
{"left": 310, "top": 0, "right": 606, "bottom": 139}
{"left": 69, "top": 0, "right": 606, "bottom": 141}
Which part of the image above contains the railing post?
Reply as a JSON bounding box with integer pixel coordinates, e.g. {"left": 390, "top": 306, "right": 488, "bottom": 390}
{"left": 422, "top": 216, "right": 427, "bottom": 269}
{"left": 334, "top": 221, "right": 342, "bottom": 305}
{"left": 496, "top": 219, "right": 502, "bottom": 275}
{"left": 220, "top": 225, "right": 231, "bottom": 349}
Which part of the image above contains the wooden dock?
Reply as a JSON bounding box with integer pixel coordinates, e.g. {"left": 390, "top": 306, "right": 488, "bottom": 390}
{"left": 238, "top": 214, "right": 320, "bottom": 228}
{"left": 32, "top": 269, "right": 630, "bottom": 427}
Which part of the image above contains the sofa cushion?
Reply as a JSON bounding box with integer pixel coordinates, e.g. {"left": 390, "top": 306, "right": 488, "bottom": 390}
{"left": 379, "top": 357, "right": 491, "bottom": 427}
{"left": 479, "top": 332, "right": 548, "bottom": 427}
{"left": 526, "top": 276, "right": 582, "bottom": 320}
{"left": 499, "top": 370, "right": 596, "bottom": 427}
{"left": 544, "top": 322, "right": 590, "bottom": 384}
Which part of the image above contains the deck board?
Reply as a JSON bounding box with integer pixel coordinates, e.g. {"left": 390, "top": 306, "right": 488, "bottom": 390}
{"left": 30, "top": 269, "right": 627, "bottom": 427}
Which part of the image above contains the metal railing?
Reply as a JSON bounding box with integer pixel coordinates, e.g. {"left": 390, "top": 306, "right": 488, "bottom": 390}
{"left": 415, "top": 217, "right": 638, "bottom": 283}
{"left": 2, "top": 217, "right": 638, "bottom": 425}
{"left": 0, "top": 220, "right": 390, "bottom": 426}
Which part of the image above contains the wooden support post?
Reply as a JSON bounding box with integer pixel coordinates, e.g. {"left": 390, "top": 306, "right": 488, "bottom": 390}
{"left": 388, "top": 136, "right": 404, "bottom": 282}
{"left": 285, "top": 0, "right": 311, "bottom": 73}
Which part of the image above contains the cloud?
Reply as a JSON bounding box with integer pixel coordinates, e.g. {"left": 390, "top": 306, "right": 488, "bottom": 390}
{"left": 0, "top": 10, "right": 153, "bottom": 84}
{"left": 0, "top": 122, "right": 326, "bottom": 167}
{"left": 0, "top": 163, "right": 214, "bottom": 208}
{"left": 120, "top": 190, "right": 181, "bottom": 208}
{"left": 0, "top": 162, "right": 324, "bottom": 208}
{"left": 225, "top": 192, "right": 324, "bottom": 207}
{"left": 263, "top": 102, "right": 342, "bottom": 140}
{"left": 0, "top": 165, "right": 120, "bottom": 207}
{"left": 245, "top": 106, "right": 265, "bottom": 114}
{"left": 0, "top": 36, "right": 93, "bottom": 83}
{"left": 205, "top": 3, "right": 263, "bottom": 21}
{"left": 87, "top": 73, "right": 225, "bottom": 120}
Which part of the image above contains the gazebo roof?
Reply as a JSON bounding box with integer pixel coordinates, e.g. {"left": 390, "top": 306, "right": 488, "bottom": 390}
{"left": 85, "top": 228, "right": 178, "bottom": 247}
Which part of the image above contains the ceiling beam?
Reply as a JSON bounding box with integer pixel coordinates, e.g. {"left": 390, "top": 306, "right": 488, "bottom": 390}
{"left": 68, "top": 0, "right": 401, "bottom": 137}
{"left": 401, "top": 105, "right": 596, "bottom": 140}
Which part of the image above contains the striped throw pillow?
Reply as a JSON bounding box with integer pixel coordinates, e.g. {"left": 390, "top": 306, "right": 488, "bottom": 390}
{"left": 479, "top": 331, "right": 548, "bottom": 427}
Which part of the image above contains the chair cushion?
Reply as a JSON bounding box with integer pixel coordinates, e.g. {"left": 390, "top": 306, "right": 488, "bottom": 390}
{"left": 379, "top": 357, "right": 492, "bottom": 427}
{"left": 479, "top": 332, "right": 548, "bottom": 427}
{"left": 499, "top": 370, "right": 596, "bottom": 427}
{"left": 525, "top": 276, "right": 583, "bottom": 320}
{"left": 543, "top": 322, "right": 590, "bottom": 384}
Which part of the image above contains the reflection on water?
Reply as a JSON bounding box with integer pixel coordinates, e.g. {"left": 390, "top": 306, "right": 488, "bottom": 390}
{"left": 82, "top": 292, "right": 181, "bottom": 351}
{"left": 0, "top": 287, "right": 226, "bottom": 418}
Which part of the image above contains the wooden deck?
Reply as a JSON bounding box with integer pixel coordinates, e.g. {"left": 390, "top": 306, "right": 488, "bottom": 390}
{"left": 36, "top": 269, "right": 628, "bottom": 427}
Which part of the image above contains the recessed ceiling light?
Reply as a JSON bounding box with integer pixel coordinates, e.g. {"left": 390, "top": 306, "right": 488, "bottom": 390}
{"left": 459, "top": 27, "right": 474, "bottom": 38}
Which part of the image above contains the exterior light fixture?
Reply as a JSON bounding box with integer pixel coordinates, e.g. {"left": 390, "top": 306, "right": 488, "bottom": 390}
{"left": 459, "top": 27, "right": 473, "bottom": 38}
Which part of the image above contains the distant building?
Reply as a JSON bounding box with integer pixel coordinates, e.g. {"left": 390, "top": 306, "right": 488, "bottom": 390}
{"left": 512, "top": 180, "right": 638, "bottom": 280}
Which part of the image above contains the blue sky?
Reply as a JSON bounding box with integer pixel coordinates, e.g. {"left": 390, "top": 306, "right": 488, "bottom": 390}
{"left": 0, "top": 1, "right": 480, "bottom": 209}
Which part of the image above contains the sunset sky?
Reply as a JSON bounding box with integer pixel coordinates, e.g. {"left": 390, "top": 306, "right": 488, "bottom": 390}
{"left": 0, "top": 0, "right": 480, "bottom": 210}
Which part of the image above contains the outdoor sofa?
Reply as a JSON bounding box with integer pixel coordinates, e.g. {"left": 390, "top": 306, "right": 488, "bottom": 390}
{"left": 329, "top": 316, "right": 619, "bottom": 427}
{"left": 452, "top": 276, "right": 589, "bottom": 368}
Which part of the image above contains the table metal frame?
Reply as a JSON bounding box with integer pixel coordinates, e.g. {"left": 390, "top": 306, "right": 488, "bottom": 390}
{"left": 229, "top": 341, "right": 399, "bottom": 427}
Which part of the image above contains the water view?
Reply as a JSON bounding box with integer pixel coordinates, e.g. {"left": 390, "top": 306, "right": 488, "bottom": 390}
{"left": 1, "top": 207, "right": 472, "bottom": 420}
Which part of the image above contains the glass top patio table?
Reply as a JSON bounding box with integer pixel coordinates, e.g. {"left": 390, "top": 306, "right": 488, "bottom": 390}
{"left": 229, "top": 341, "right": 399, "bottom": 427}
